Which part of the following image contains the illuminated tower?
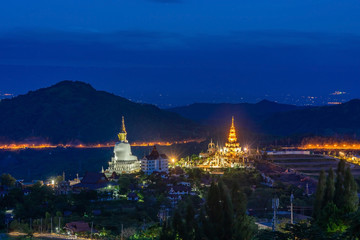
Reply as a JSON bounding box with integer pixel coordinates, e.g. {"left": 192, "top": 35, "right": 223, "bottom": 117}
{"left": 223, "top": 116, "right": 241, "bottom": 159}
{"left": 118, "top": 116, "right": 128, "bottom": 143}
{"left": 228, "top": 116, "right": 237, "bottom": 143}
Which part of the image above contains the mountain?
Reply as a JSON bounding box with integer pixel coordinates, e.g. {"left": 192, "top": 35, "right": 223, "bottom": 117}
{"left": 168, "top": 100, "right": 303, "bottom": 144}
{"left": 261, "top": 99, "right": 360, "bottom": 137}
{"left": 169, "top": 99, "right": 360, "bottom": 141}
{"left": 0, "top": 81, "right": 203, "bottom": 144}
{"left": 168, "top": 100, "right": 302, "bottom": 126}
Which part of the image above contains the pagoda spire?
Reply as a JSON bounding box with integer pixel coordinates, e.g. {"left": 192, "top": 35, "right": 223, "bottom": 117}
{"left": 118, "top": 116, "right": 128, "bottom": 142}
{"left": 228, "top": 116, "right": 237, "bottom": 143}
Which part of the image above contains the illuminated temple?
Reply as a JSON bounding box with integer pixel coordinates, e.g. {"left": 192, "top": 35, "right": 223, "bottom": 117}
{"left": 223, "top": 116, "right": 241, "bottom": 159}
{"left": 200, "top": 117, "right": 248, "bottom": 168}
{"left": 104, "top": 117, "right": 140, "bottom": 175}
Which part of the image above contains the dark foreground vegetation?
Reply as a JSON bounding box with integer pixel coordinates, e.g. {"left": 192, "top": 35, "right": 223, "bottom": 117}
{"left": 1, "top": 160, "right": 360, "bottom": 239}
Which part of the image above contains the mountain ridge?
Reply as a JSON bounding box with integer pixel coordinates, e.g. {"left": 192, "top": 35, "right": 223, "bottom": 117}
{"left": 0, "top": 80, "right": 203, "bottom": 144}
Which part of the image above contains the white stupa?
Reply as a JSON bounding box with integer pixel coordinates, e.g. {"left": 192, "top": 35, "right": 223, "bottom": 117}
{"left": 104, "top": 116, "right": 140, "bottom": 175}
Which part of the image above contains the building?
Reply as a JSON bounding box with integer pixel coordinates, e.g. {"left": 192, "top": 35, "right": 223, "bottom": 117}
{"left": 65, "top": 221, "right": 91, "bottom": 235}
{"left": 141, "top": 146, "right": 169, "bottom": 175}
{"left": 199, "top": 139, "right": 217, "bottom": 158}
{"left": 105, "top": 117, "right": 140, "bottom": 175}
{"left": 73, "top": 172, "right": 114, "bottom": 192}
{"left": 222, "top": 116, "right": 242, "bottom": 160}
{"left": 200, "top": 117, "right": 249, "bottom": 168}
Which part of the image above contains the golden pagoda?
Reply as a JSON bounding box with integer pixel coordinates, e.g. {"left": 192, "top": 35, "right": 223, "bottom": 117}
{"left": 118, "top": 116, "right": 128, "bottom": 143}
{"left": 223, "top": 116, "right": 241, "bottom": 159}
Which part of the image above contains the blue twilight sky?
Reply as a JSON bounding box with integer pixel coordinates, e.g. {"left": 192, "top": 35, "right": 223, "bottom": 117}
{"left": 0, "top": 0, "right": 360, "bottom": 106}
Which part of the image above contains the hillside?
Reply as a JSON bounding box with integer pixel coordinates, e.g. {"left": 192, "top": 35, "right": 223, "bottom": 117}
{"left": 169, "top": 100, "right": 360, "bottom": 140}
{"left": 168, "top": 100, "right": 302, "bottom": 126}
{"left": 168, "top": 101, "right": 303, "bottom": 143}
{"left": 261, "top": 99, "right": 360, "bottom": 137}
{"left": 0, "top": 81, "right": 203, "bottom": 143}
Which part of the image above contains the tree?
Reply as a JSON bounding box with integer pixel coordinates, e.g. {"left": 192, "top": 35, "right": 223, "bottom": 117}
{"left": 118, "top": 175, "right": 131, "bottom": 194}
{"left": 54, "top": 211, "right": 63, "bottom": 232}
{"left": 45, "top": 211, "right": 52, "bottom": 232}
{"left": 324, "top": 168, "right": 335, "bottom": 204}
{"left": 162, "top": 175, "right": 257, "bottom": 240}
{"left": 185, "top": 203, "right": 196, "bottom": 240}
{"left": 0, "top": 173, "right": 16, "bottom": 187}
{"left": 344, "top": 211, "right": 360, "bottom": 239}
{"left": 343, "top": 167, "right": 358, "bottom": 213}
{"left": 218, "top": 181, "right": 233, "bottom": 240}
{"left": 0, "top": 187, "right": 24, "bottom": 208}
{"left": 231, "top": 182, "right": 247, "bottom": 216}
{"left": 55, "top": 175, "right": 64, "bottom": 183}
{"left": 205, "top": 182, "right": 222, "bottom": 239}
{"left": 233, "top": 214, "right": 258, "bottom": 240}
{"left": 334, "top": 160, "right": 346, "bottom": 208}
{"left": 172, "top": 209, "right": 184, "bottom": 239}
{"left": 313, "top": 170, "right": 326, "bottom": 220}
{"left": 206, "top": 182, "right": 222, "bottom": 225}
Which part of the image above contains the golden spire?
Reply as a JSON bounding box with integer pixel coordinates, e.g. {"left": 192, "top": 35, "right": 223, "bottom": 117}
{"left": 118, "top": 116, "right": 128, "bottom": 142}
{"left": 228, "top": 116, "right": 237, "bottom": 143}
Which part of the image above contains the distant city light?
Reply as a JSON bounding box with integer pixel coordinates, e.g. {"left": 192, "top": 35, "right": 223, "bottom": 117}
{"left": 331, "top": 91, "right": 347, "bottom": 95}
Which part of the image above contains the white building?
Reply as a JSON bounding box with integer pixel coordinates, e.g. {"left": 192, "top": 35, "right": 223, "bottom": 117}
{"left": 105, "top": 117, "right": 140, "bottom": 175}
{"left": 141, "top": 146, "right": 169, "bottom": 175}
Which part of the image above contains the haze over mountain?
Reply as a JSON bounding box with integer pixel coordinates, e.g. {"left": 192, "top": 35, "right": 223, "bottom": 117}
{"left": 0, "top": 81, "right": 202, "bottom": 144}
{"left": 261, "top": 99, "right": 360, "bottom": 137}
{"left": 170, "top": 100, "right": 360, "bottom": 142}
{"left": 168, "top": 101, "right": 302, "bottom": 126}
{"left": 1, "top": 81, "right": 360, "bottom": 146}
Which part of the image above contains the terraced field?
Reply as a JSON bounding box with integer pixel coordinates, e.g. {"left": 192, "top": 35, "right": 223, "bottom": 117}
{"left": 268, "top": 154, "right": 360, "bottom": 177}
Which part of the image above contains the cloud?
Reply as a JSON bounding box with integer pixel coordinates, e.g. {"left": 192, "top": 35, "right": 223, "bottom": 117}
{"left": 0, "top": 29, "right": 359, "bottom": 69}
{"left": 1, "top": 29, "right": 360, "bottom": 103}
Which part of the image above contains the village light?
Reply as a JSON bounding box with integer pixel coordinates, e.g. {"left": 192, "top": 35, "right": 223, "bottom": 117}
{"left": 171, "top": 158, "right": 175, "bottom": 163}
{"left": 51, "top": 179, "right": 55, "bottom": 185}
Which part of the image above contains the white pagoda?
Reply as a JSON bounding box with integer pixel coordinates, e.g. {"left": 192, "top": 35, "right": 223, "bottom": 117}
{"left": 104, "top": 116, "right": 140, "bottom": 175}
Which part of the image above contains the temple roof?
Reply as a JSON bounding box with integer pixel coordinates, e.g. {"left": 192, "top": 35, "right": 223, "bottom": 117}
{"left": 227, "top": 116, "right": 238, "bottom": 143}
{"left": 144, "top": 146, "right": 168, "bottom": 160}
{"left": 81, "top": 172, "right": 108, "bottom": 184}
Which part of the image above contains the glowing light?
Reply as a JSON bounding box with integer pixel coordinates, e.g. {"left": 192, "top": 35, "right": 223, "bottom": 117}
{"left": 171, "top": 158, "right": 175, "bottom": 163}
{"left": 51, "top": 180, "right": 55, "bottom": 185}
{"left": 0, "top": 139, "right": 205, "bottom": 151}
{"left": 301, "top": 140, "right": 360, "bottom": 150}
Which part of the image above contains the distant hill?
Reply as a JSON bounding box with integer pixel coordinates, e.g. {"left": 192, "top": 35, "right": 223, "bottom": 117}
{"left": 169, "top": 100, "right": 360, "bottom": 141}
{"left": 0, "top": 81, "right": 203, "bottom": 143}
{"left": 168, "top": 100, "right": 303, "bottom": 144}
{"left": 2, "top": 80, "right": 360, "bottom": 145}
{"left": 261, "top": 99, "right": 360, "bottom": 137}
{"left": 168, "top": 100, "right": 302, "bottom": 127}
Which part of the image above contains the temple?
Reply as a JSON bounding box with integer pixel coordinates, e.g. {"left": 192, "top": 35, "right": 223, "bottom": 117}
{"left": 104, "top": 117, "right": 140, "bottom": 175}
{"left": 199, "top": 116, "right": 248, "bottom": 168}
{"left": 222, "top": 116, "right": 241, "bottom": 160}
